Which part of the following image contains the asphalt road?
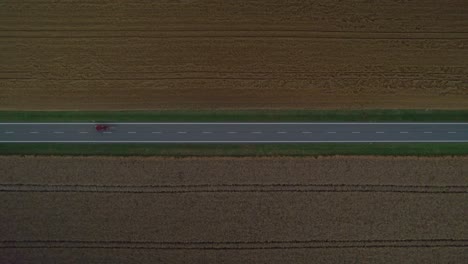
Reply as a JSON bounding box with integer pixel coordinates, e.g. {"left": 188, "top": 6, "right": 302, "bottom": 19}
{"left": 1, "top": 123, "right": 468, "bottom": 143}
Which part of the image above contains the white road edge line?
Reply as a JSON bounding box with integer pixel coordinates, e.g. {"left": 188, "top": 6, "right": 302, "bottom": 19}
{"left": 302, "top": 132, "right": 312, "bottom": 134}
{"left": 251, "top": 132, "right": 262, "bottom": 134}
{"left": 448, "top": 132, "right": 457, "bottom": 134}
{"left": 202, "top": 131, "right": 212, "bottom": 134}
{"left": 352, "top": 132, "right": 360, "bottom": 134}
{"left": 53, "top": 131, "right": 64, "bottom": 134}
{"left": 277, "top": 131, "right": 287, "bottom": 134}
{"left": 3, "top": 140, "right": 468, "bottom": 143}
{"left": 424, "top": 132, "right": 432, "bottom": 134}
{"left": 152, "top": 132, "right": 162, "bottom": 134}
{"left": 29, "top": 132, "right": 39, "bottom": 134}
{"left": 3, "top": 122, "right": 468, "bottom": 125}
{"left": 177, "top": 132, "right": 187, "bottom": 134}
{"left": 227, "top": 132, "right": 237, "bottom": 134}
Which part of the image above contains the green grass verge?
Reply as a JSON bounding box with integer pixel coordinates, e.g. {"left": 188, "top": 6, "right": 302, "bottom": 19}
{"left": 1, "top": 143, "right": 468, "bottom": 156}
{"left": 2, "top": 109, "right": 468, "bottom": 122}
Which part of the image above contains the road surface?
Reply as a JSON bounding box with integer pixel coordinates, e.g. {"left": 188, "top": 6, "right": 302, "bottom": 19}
{"left": 1, "top": 123, "right": 467, "bottom": 143}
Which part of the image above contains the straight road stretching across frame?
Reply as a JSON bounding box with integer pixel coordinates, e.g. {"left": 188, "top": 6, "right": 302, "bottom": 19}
{"left": 1, "top": 123, "right": 468, "bottom": 143}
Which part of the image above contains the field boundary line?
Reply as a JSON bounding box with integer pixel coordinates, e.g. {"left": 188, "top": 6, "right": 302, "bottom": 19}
{"left": 1, "top": 183, "right": 465, "bottom": 194}
{"left": 1, "top": 239, "right": 466, "bottom": 250}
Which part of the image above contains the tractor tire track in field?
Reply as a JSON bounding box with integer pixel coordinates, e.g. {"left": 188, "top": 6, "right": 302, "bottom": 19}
{"left": 0, "top": 183, "right": 467, "bottom": 194}
{"left": 1, "top": 239, "right": 466, "bottom": 250}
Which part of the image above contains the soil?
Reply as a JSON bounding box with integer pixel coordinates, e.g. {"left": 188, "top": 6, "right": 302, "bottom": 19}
{"left": 0, "top": 156, "right": 467, "bottom": 263}
{"left": 1, "top": 0, "right": 467, "bottom": 110}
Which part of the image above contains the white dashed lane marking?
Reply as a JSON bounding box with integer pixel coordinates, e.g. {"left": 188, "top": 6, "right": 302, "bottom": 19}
{"left": 0, "top": 123, "right": 468, "bottom": 142}
{"left": 13, "top": 130, "right": 457, "bottom": 135}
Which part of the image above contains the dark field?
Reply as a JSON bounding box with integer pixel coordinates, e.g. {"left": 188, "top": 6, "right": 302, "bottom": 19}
{"left": 1, "top": 0, "right": 467, "bottom": 110}
{"left": 1, "top": 156, "right": 467, "bottom": 263}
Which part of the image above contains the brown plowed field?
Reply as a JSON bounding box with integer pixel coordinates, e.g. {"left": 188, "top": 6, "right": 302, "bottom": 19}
{"left": 1, "top": 156, "right": 467, "bottom": 263}
{"left": 1, "top": 0, "right": 467, "bottom": 109}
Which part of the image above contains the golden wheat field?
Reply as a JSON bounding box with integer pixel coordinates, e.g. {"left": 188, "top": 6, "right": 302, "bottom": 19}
{"left": 0, "top": 156, "right": 467, "bottom": 263}
{"left": 1, "top": 0, "right": 467, "bottom": 110}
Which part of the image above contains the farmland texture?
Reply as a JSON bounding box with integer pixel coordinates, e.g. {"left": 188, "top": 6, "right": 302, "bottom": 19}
{"left": 1, "top": 0, "right": 468, "bottom": 110}
{"left": 0, "top": 156, "right": 467, "bottom": 263}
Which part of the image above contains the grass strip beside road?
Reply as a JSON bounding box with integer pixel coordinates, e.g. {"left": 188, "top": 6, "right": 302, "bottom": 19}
{"left": 1, "top": 143, "right": 468, "bottom": 156}
{"left": 2, "top": 109, "right": 468, "bottom": 122}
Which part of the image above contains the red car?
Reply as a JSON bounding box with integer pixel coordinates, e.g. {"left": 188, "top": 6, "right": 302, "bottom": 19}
{"left": 95, "top": 124, "right": 110, "bottom": 132}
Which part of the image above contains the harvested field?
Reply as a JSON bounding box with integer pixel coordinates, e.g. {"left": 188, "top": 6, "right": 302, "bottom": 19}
{"left": 1, "top": 0, "right": 468, "bottom": 110}
{"left": 1, "top": 156, "right": 467, "bottom": 263}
